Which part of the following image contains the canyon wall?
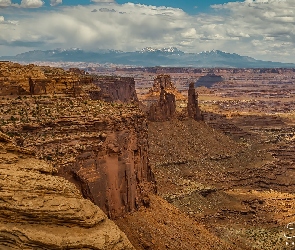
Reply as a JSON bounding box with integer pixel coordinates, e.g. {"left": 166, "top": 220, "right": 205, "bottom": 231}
{"left": 0, "top": 61, "right": 138, "bottom": 102}
{"left": 92, "top": 76, "right": 138, "bottom": 103}
{"left": 56, "top": 110, "right": 156, "bottom": 218}
{"left": 0, "top": 96, "right": 156, "bottom": 219}
{"left": 0, "top": 62, "right": 87, "bottom": 96}
{"left": 0, "top": 131, "right": 135, "bottom": 249}
{"left": 0, "top": 62, "right": 155, "bottom": 219}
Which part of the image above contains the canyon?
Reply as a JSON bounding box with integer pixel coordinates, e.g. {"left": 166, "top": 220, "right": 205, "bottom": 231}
{"left": 1, "top": 61, "right": 295, "bottom": 249}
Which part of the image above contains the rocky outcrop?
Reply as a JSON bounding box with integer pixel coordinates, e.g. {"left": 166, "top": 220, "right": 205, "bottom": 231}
{"left": 145, "top": 76, "right": 203, "bottom": 122}
{"left": 143, "top": 74, "right": 185, "bottom": 101}
{"left": 195, "top": 73, "right": 224, "bottom": 88}
{"left": 68, "top": 67, "right": 87, "bottom": 75}
{"left": 0, "top": 62, "right": 137, "bottom": 102}
{"left": 0, "top": 132, "right": 134, "bottom": 249}
{"left": 0, "top": 96, "right": 156, "bottom": 219}
{"left": 0, "top": 62, "right": 155, "bottom": 219}
{"left": 187, "top": 82, "right": 203, "bottom": 121}
{"left": 57, "top": 112, "right": 156, "bottom": 218}
{"left": 148, "top": 87, "right": 176, "bottom": 122}
{"left": 91, "top": 76, "right": 138, "bottom": 103}
{"left": 151, "top": 74, "right": 175, "bottom": 92}
{"left": 0, "top": 62, "right": 94, "bottom": 96}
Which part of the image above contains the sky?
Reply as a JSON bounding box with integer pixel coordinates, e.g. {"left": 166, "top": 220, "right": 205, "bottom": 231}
{"left": 0, "top": 0, "right": 294, "bottom": 63}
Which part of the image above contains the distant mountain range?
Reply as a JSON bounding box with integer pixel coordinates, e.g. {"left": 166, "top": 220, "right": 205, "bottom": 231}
{"left": 1, "top": 47, "right": 295, "bottom": 68}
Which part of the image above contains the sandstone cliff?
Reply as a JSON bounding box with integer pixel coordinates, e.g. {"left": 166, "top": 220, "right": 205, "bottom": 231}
{"left": 148, "top": 87, "right": 176, "bottom": 122}
{"left": 91, "top": 76, "right": 138, "bottom": 103}
{"left": 0, "top": 96, "right": 156, "bottom": 219}
{"left": 151, "top": 74, "right": 175, "bottom": 92}
{"left": 0, "top": 62, "right": 139, "bottom": 104}
{"left": 187, "top": 82, "right": 203, "bottom": 121}
{"left": 140, "top": 74, "right": 186, "bottom": 103}
{"left": 0, "top": 62, "right": 86, "bottom": 96}
{"left": 0, "top": 131, "right": 134, "bottom": 249}
{"left": 0, "top": 62, "right": 156, "bottom": 219}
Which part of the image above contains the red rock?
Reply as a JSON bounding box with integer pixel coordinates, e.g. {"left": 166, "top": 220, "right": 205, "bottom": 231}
{"left": 187, "top": 82, "right": 202, "bottom": 121}
{"left": 91, "top": 76, "right": 138, "bottom": 103}
{"left": 148, "top": 87, "right": 176, "bottom": 122}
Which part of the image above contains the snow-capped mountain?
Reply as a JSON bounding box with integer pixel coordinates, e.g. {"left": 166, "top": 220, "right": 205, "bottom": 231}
{"left": 140, "top": 47, "right": 184, "bottom": 54}
{"left": 1, "top": 47, "right": 294, "bottom": 68}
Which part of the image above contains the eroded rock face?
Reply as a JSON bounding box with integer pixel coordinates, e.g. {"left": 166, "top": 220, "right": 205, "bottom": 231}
{"left": 0, "top": 62, "right": 139, "bottom": 102}
{"left": 57, "top": 113, "right": 156, "bottom": 218}
{"left": 145, "top": 74, "right": 185, "bottom": 100}
{"left": 0, "top": 62, "right": 89, "bottom": 96}
{"left": 0, "top": 97, "right": 156, "bottom": 219}
{"left": 151, "top": 74, "right": 175, "bottom": 92}
{"left": 187, "top": 82, "right": 203, "bottom": 121}
{"left": 0, "top": 132, "right": 134, "bottom": 249}
{"left": 0, "top": 62, "right": 155, "bottom": 219}
{"left": 148, "top": 87, "right": 176, "bottom": 122}
{"left": 0, "top": 62, "right": 156, "bottom": 218}
{"left": 91, "top": 76, "right": 138, "bottom": 103}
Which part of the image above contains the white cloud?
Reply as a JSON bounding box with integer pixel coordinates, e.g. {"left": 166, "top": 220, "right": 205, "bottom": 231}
{"left": 0, "top": 0, "right": 295, "bottom": 62}
{"left": 208, "top": 0, "right": 295, "bottom": 61}
{"left": 181, "top": 28, "right": 198, "bottom": 39}
{"left": 20, "top": 0, "right": 44, "bottom": 8}
{"left": 50, "top": 0, "right": 62, "bottom": 6}
{"left": 0, "top": 0, "right": 12, "bottom": 7}
{"left": 0, "top": 0, "right": 44, "bottom": 8}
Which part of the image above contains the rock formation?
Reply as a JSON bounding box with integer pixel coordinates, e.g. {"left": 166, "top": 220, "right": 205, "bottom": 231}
{"left": 148, "top": 87, "right": 176, "bottom": 122}
{"left": 195, "top": 73, "right": 224, "bottom": 88}
{"left": 144, "top": 76, "right": 203, "bottom": 122}
{"left": 56, "top": 109, "right": 156, "bottom": 218}
{"left": 0, "top": 94, "right": 156, "bottom": 219}
{"left": 187, "top": 82, "right": 203, "bottom": 121}
{"left": 0, "top": 62, "right": 95, "bottom": 96}
{"left": 0, "top": 62, "right": 156, "bottom": 219}
{"left": 91, "top": 76, "right": 138, "bottom": 103}
{"left": 2, "top": 71, "right": 138, "bottom": 102}
{"left": 68, "top": 67, "right": 87, "bottom": 75}
{"left": 151, "top": 74, "right": 175, "bottom": 92}
{"left": 0, "top": 131, "right": 134, "bottom": 249}
{"left": 144, "top": 74, "right": 185, "bottom": 100}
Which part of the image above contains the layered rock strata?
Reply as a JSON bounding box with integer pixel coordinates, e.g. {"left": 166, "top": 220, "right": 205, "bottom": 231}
{"left": 92, "top": 76, "right": 138, "bottom": 103}
{"left": 0, "top": 132, "right": 134, "bottom": 249}
{"left": 0, "top": 62, "right": 89, "bottom": 96}
{"left": 187, "top": 82, "right": 203, "bottom": 121}
{"left": 0, "top": 97, "right": 156, "bottom": 219}
{"left": 148, "top": 87, "right": 176, "bottom": 122}
{"left": 0, "top": 62, "right": 156, "bottom": 219}
{"left": 141, "top": 74, "right": 186, "bottom": 103}
{"left": 151, "top": 74, "right": 175, "bottom": 92}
